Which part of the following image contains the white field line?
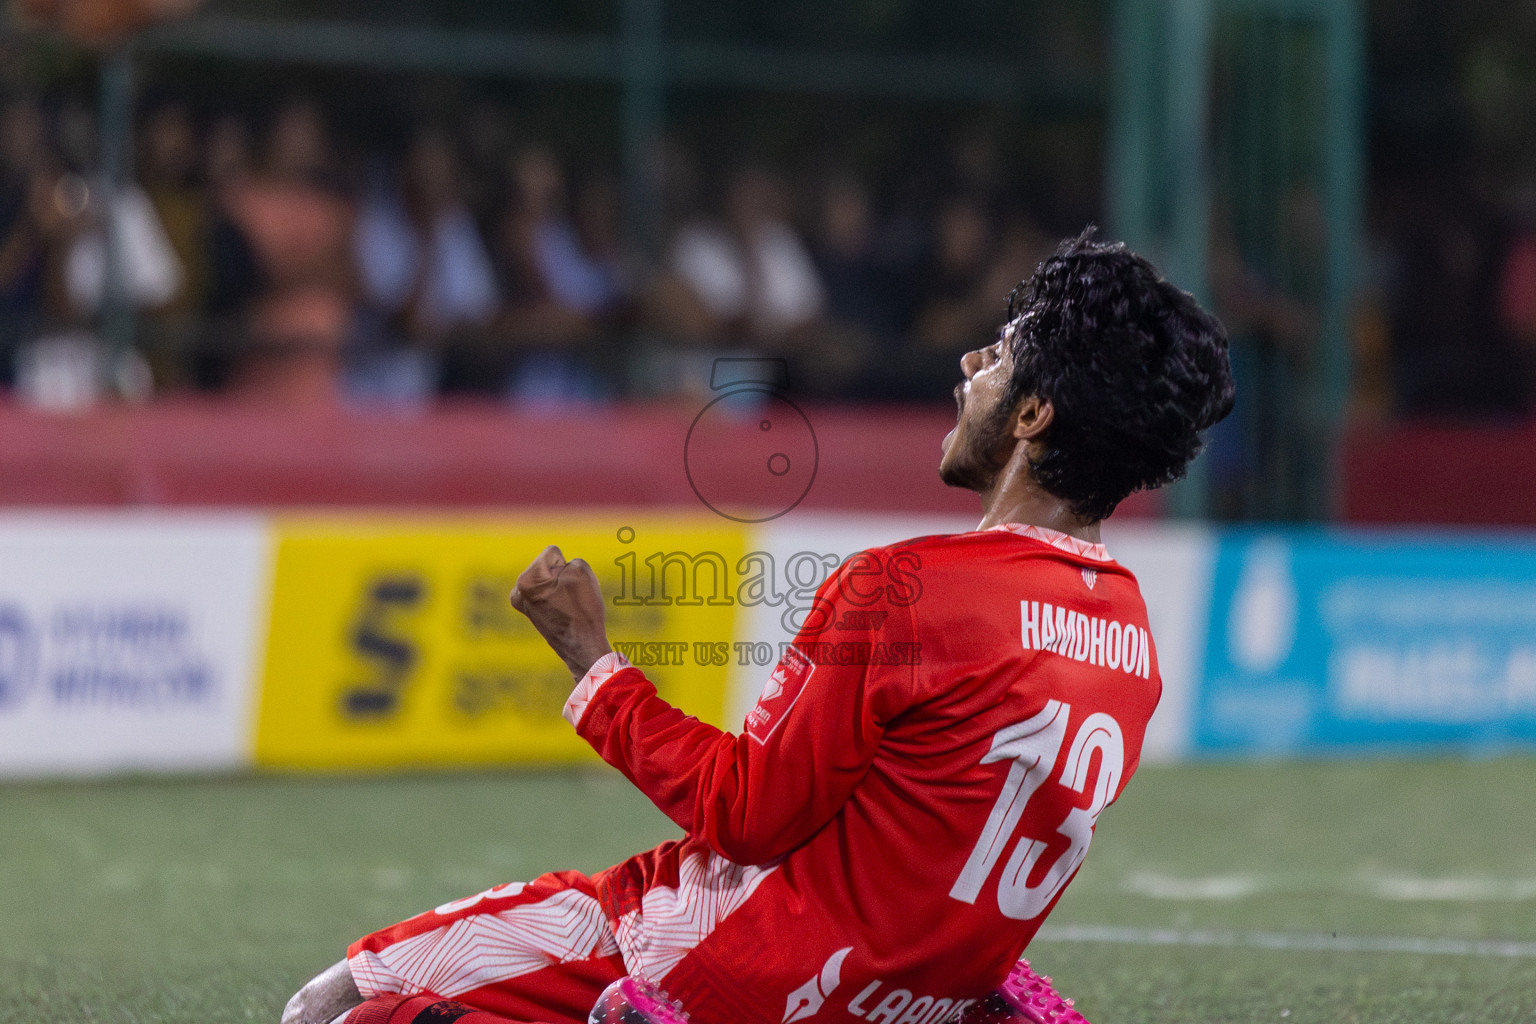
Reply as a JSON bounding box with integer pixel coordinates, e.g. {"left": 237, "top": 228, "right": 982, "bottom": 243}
{"left": 1035, "top": 924, "right": 1536, "bottom": 959}
{"left": 1119, "top": 871, "right": 1536, "bottom": 902}
{"left": 1121, "top": 872, "right": 1261, "bottom": 900}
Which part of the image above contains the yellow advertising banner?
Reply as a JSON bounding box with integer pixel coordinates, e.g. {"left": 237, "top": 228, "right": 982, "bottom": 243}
{"left": 255, "top": 515, "right": 747, "bottom": 769}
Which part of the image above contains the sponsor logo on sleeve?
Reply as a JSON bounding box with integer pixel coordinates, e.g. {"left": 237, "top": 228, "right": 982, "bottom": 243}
{"left": 746, "top": 644, "right": 814, "bottom": 744}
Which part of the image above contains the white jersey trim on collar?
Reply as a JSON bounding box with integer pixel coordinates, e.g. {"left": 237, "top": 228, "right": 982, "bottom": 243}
{"left": 986, "top": 522, "right": 1114, "bottom": 563}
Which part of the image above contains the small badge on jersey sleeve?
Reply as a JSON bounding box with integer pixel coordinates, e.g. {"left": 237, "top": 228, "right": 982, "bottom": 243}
{"left": 746, "top": 644, "right": 815, "bottom": 745}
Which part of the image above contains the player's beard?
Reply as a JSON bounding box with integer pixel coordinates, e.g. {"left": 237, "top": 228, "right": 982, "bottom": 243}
{"left": 939, "top": 390, "right": 1015, "bottom": 493}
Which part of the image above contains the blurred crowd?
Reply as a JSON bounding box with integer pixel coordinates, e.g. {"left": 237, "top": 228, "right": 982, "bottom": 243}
{"left": 1350, "top": 175, "right": 1536, "bottom": 422}
{"left": 0, "top": 92, "right": 1061, "bottom": 409}
{"left": 11, "top": 88, "right": 1536, "bottom": 426}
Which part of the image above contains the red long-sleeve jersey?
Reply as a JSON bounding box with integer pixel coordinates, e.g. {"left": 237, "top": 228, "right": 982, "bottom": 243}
{"left": 575, "top": 524, "right": 1160, "bottom": 1024}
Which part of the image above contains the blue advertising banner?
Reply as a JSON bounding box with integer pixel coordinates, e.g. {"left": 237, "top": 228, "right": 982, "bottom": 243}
{"left": 1197, "top": 531, "right": 1536, "bottom": 754}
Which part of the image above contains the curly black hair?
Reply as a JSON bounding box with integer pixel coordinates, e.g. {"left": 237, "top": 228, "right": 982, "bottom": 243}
{"left": 1003, "top": 229, "right": 1235, "bottom": 521}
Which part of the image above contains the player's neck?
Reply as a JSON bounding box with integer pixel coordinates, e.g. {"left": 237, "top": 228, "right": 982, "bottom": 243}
{"left": 975, "top": 453, "right": 1102, "bottom": 543}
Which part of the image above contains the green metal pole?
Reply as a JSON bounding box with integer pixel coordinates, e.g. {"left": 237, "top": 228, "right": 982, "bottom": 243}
{"left": 1166, "top": 0, "right": 1213, "bottom": 305}
{"left": 1163, "top": 0, "right": 1214, "bottom": 518}
{"left": 1320, "top": 0, "right": 1363, "bottom": 517}
{"left": 1106, "top": 0, "right": 1160, "bottom": 257}
{"left": 620, "top": 0, "right": 665, "bottom": 266}
{"left": 97, "top": 45, "right": 136, "bottom": 376}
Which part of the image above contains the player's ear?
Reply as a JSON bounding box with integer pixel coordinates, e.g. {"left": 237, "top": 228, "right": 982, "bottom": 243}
{"left": 1011, "top": 395, "right": 1054, "bottom": 441}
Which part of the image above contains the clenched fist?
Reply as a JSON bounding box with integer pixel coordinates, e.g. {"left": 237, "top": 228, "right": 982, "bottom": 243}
{"left": 509, "top": 545, "right": 614, "bottom": 681}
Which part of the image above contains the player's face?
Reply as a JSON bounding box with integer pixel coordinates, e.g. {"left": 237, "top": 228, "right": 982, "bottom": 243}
{"left": 939, "top": 322, "right": 1020, "bottom": 492}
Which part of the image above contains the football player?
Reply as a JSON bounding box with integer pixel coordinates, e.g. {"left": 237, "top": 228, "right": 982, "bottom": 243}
{"left": 283, "top": 230, "right": 1234, "bottom": 1024}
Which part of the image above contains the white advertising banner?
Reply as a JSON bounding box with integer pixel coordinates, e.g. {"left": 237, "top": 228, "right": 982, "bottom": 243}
{"left": 1102, "top": 522, "right": 1214, "bottom": 761}
{"left": 0, "top": 511, "right": 1213, "bottom": 778}
{"left": 0, "top": 514, "right": 270, "bottom": 776}
{"left": 728, "top": 515, "right": 977, "bottom": 728}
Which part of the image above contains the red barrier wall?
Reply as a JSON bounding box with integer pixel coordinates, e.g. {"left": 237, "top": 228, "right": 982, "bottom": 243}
{"left": 1342, "top": 420, "right": 1536, "bottom": 525}
{"left": 0, "top": 400, "right": 1162, "bottom": 516}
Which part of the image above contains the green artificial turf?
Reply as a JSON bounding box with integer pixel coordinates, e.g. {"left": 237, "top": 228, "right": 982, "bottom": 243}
{"left": 3, "top": 758, "right": 1534, "bottom": 1023}
{"left": 1035, "top": 757, "right": 1536, "bottom": 1023}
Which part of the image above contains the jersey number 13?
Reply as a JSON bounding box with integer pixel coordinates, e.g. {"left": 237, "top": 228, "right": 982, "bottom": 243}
{"left": 948, "top": 700, "right": 1124, "bottom": 920}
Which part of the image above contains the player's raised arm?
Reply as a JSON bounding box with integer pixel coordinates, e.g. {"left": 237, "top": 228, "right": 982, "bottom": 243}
{"left": 510, "top": 546, "right": 917, "bottom": 864}
{"left": 508, "top": 545, "right": 615, "bottom": 680}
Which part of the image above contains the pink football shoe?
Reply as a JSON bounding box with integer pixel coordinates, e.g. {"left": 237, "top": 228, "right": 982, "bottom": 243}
{"left": 956, "top": 958, "right": 1090, "bottom": 1024}
{"left": 588, "top": 977, "right": 690, "bottom": 1024}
